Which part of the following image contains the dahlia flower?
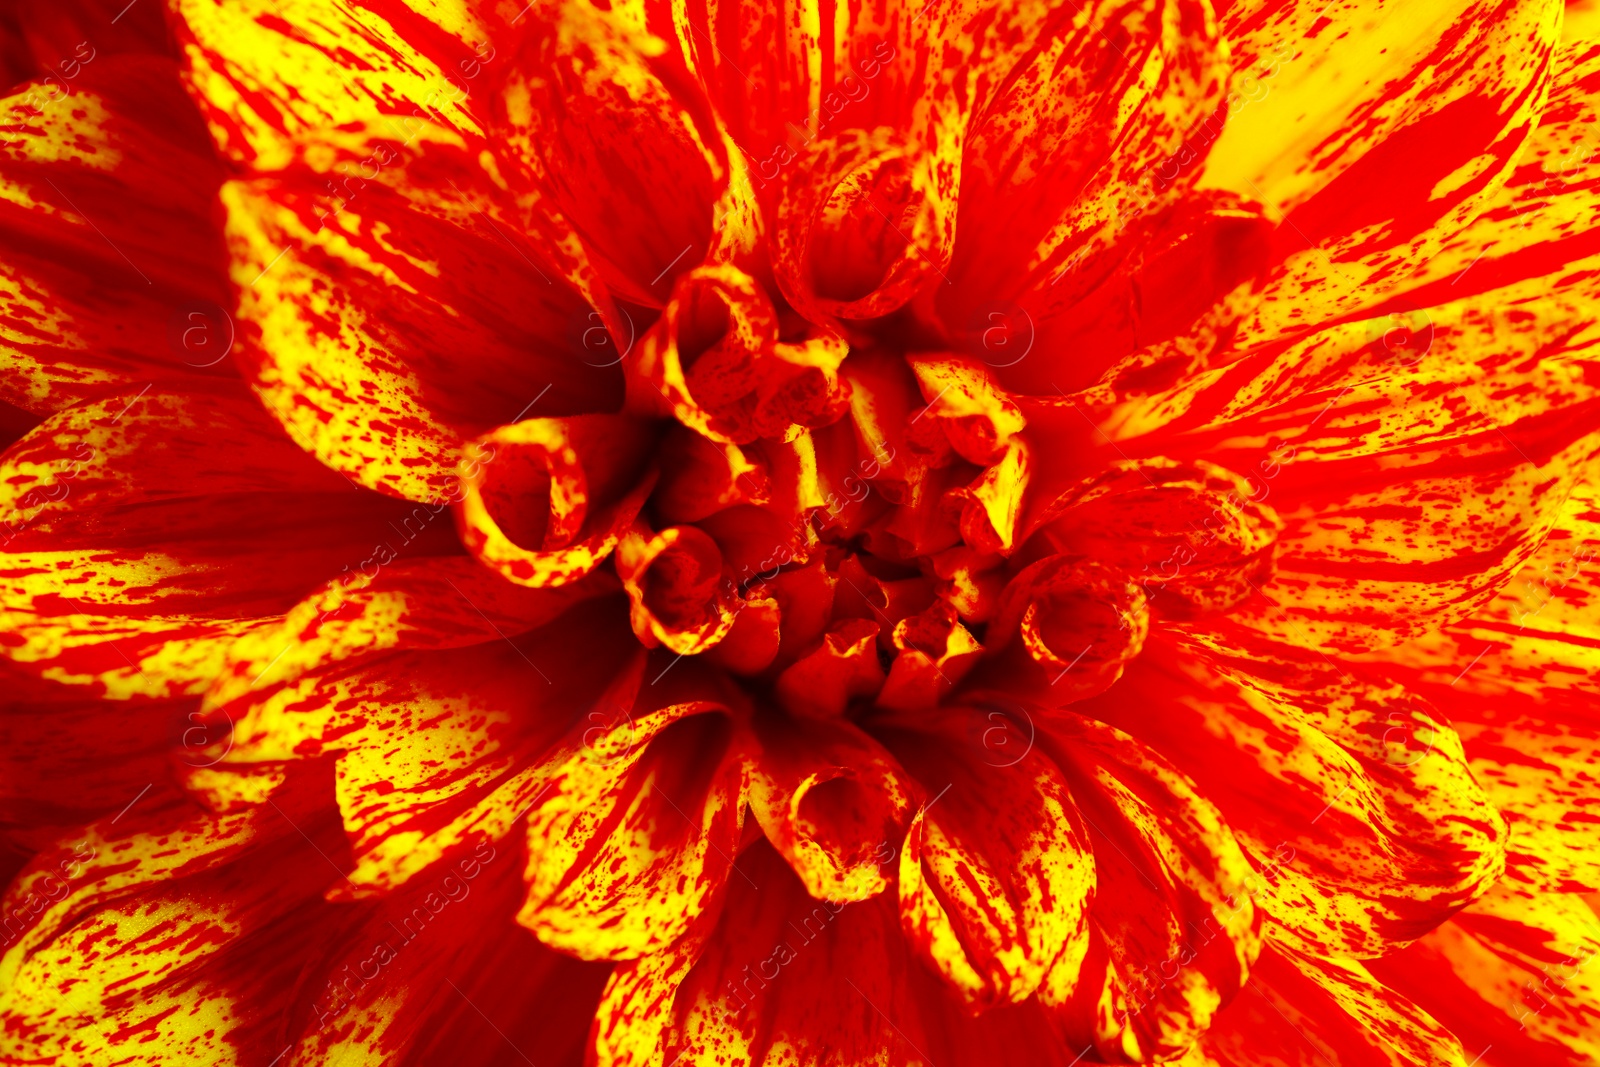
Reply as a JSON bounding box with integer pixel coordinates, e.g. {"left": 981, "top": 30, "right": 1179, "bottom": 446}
{"left": 2, "top": 0, "right": 1598, "bottom": 1064}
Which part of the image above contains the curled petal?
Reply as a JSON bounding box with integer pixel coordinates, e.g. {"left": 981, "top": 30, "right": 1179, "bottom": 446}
{"left": 456, "top": 415, "right": 656, "bottom": 588}
{"left": 1035, "top": 458, "right": 1283, "bottom": 618}
{"left": 952, "top": 436, "right": 1031, "bottom": 555}
{"left": 877, "top": 603, "right": 983, "bottom": 711}
{"left": 774, "top": 618, "right": 885, "bottom": 718}
{"left": 967, "top": 556, "right": 1149, "bottom": 709}
{"left": 928, "top": 545, "right": 1006, "bottom": 623}
{"left": 631, "top": 264, "right": 850, "bottom": 444}
{"left": 617, "top": 524, "right": 740, "bottom": 655}
{"left": 744, "top": 713, "right": 915, "bottom": 903}
{"left": 908, "top": 355, "right": 1027, "bottom": 466}
{"left": 774, "top": 127, "right": 951, "bottom": 322}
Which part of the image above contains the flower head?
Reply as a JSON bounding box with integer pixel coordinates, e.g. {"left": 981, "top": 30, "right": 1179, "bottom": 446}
{"left": 1, "top": 0, "right": 1598, "bottom": 1065}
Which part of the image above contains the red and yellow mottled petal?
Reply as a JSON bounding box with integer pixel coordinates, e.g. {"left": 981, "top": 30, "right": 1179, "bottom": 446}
{"left": 491, "top": 0, "right": 734, "bottom": 307}
{"left": 942, "top": 0, "right": 1229, "bottom": 342}
{"left": 1103, "top": 287, "right": 1600, "bottom": 653}
{"left": 170, "top": 0, "right": 489, "bottom": 171}
{"left": 744, "top": 711, "right": 914, "bottom": 903}
{"left": 1089, "top": 627, "right": 1506, "bottom": 958}
{"left": 456, "top": 415, "right": 656, "bottom": 589}
{"left": 592, "top": 839, "right": 1083, "bottom": 1067}
{"left": 1367, "top": 885, "right": 1600, "bottom": 1067}
{"left": 1199, "top": 943, "right": 1467, "bottom": 1067}
{"left": 0, "top": 779, "right": 341, "bottom": 1065}
{"left": 871, "top": 705, "right": 1095, "bottom": 1009}
{"left": 1035, "top": 714, "right": 1261, "bottom": 1064}
{"left": 222, "top": 137, "right": 623, "bottom": 503}
{"left": 0, "top": 384, "right": 450, "bottom": 698}
{"left": 519, "top": 695, "right": 745, "bottom": 961}
{"left": 0, "top": 56, "right": 231, "bottom": 412}
{"left": 1213, "top": 0, "right": 1561, "bottom": 346}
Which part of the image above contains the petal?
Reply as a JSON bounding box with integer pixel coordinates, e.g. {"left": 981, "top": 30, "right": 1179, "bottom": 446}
{"left": 872, "top": 705, "right": 1095, "bottom": 1010}
{"left": 1367, "top": 885, "right": 1600, "bottom": 1067}
{"left": 1413, "top": 40, "right": 1600, "bottom": 303}
{"left": 772, "top": 126, "right": 952, "bottom": 322}
{"left": 907, "top": 355, "right": 1025, "bottom": 467}
{"left": 170, "top": 0, "right": 490, "bottom": 170}
{"left": 876, "top": 603, "right": 983, "bottom": 711}
{"left": 1211, "top": 0, "right": 1561, "bottom": 345}
{"left": 0, "top": 779, "right": 343, "bottom": 1065}
{"left": 1027, "top": 458, "right": 1283, "bottom": 618}
{"left": 1103, "top": 288, "right": 1600, "bottom": 653}
{"left": 8, "top": 1, "right": 174, "bottom": 64}
{"left": 617, "top": 524, "right": 741, "bottom": 655}
{"left": 491, "top": 0, "right": 737, "bottom": 306}
{"left": 456, "top": 415, "right": 657, "bottom": 589}
{"left": 519, "top": 691, "right": 746, "bottom": 961}
{"left": 592, "top": 840, "right": 1084, "bottom": 1067}
{"left": 1351, "top": 479, "right": 1600, "bottom": 890}
{"left": 0, "top": 663, "right": 185, "bottom": 841}
{"left": 1199, "top": 943, "right": 1467, "bottom": 1067}
{"left": 0, "top": 56, "right": 232, "bottom": 412}
{"left": 744, "top": 712, "right": 915, "bottom": 903}
{"left": 1034, "top": 713, "right": 1262, "bottom": 1063}
{"left": 288, "top": 842, "right": 612, "bottom": 1067}
{"left": 198, "top": 575, "right": 627, "bottom": 894}
{"left": 630, "top": 264, "right": 852, "bottom": 444}
{"left": 775, "top": 618, "right": 886, "bottom": 718}
{"left": 222, "top": 138, "right": 624, "bottom": 502}
{"left": 963, "top": 555, "right": 1150, "bottom": 708}
{"left": 942, "top": 0, "right": 1229, "bottom": 344}
{"left": 0, "top": 384, "right": 445, "bottom": 698}
{"left": 1088, "top": 627, "right": 1507, "bottom": 958}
